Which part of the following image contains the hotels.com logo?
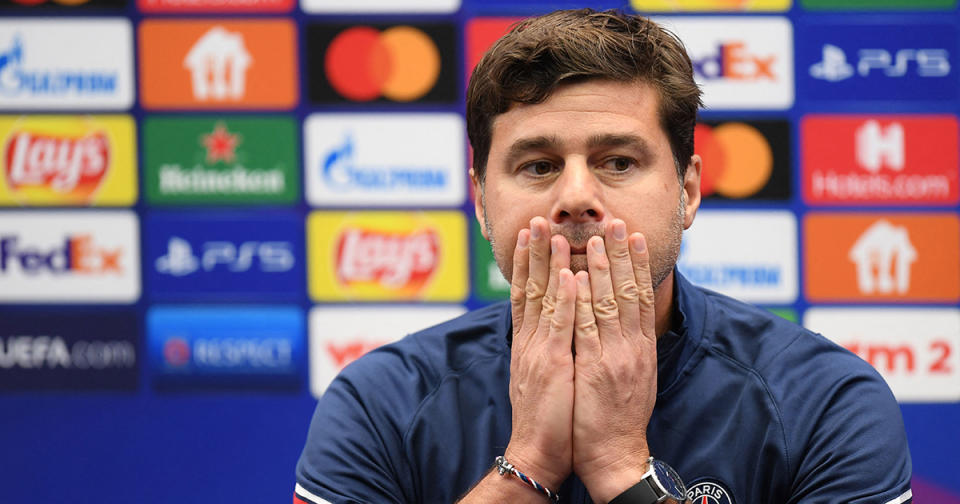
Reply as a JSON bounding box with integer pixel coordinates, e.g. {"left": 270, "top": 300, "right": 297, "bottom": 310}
{"left": 4, "top": 130, "right": 109, "bottom": 201}
{"left": 335, "top": 228, "right": 438, "bottom": 291}
{"left": 802, "top": 115, "right": 959, "bottom": 205}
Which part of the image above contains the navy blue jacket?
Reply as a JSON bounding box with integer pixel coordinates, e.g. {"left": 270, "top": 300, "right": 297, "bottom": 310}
{"left": 296, "top": 272, "right": 912, "bottom": 504}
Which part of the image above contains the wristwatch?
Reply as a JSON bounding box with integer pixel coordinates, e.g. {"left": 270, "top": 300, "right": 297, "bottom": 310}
{"left": 608, "top": 457, "right": 687, "bottom": 504}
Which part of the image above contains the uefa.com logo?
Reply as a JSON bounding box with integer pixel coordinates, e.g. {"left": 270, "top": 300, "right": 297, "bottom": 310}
{"left": 304, "top": 113, "right": 465, "bottom": 207}
{"left": 0, "top": 18, "right": 134, "bottom": 110}
{"left": 0, "top": 311, "right": 139, "bottom": 391}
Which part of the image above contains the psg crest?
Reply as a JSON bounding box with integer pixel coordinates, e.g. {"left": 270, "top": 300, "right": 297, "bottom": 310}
{"left": 686, "top": 480, "right": 735, "bottom": 504}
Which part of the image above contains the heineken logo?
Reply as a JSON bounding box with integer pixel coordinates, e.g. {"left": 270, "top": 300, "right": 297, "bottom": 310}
{"left": 144, "top": 116, "right": 298, "bottom": 205}
{"left": 201, "top": 122, "right": 241, "bottom": 164}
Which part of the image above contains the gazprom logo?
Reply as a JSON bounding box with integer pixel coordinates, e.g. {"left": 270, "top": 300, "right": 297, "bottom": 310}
{"left": 0, "top": 34, "right": 117, "bottom": 97}
{"left": 322, "top": 133, "right": 447, "bottom": 190}
{"left": 305, "top": 113, "right": 465, "bottom": 207}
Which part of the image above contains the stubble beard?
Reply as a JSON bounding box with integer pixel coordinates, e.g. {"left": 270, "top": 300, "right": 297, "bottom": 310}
{"left": 482, "top": 191, "right": 686, "bottom": 291}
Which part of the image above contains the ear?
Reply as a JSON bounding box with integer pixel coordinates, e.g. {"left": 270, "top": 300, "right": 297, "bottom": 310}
{"left": 470, "top": 167, "right": 490, "bottom": 241}
{"left": 682, "top": 154, "right": 702, "bottom": 230}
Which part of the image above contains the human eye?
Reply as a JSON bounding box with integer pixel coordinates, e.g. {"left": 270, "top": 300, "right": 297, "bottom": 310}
{"left": 600, "top": 157, "right": 637, "bottom": 173}
{"left": 519, "top": 160, "right": 558, "bottom": 177}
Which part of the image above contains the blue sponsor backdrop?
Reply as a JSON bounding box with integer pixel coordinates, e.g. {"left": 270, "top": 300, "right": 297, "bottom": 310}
{"left": 0, "top": 1, "right": 958, "bottom": 504}
{"left": 0, "top": 311, "right": 138, "bottom": 391}
{"left": 798, "top": 21, "right": 958, "bottom": 102}
{"left": 145, "top": 212, "right": 304, "bottom": 301}
{"left": 147, "top": 306, "right": 304, "bottom": 389}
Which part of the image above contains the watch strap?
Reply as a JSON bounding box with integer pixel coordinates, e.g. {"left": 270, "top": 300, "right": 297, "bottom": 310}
{"left": 608, "top": 478, "right": 660, "bottom": 504}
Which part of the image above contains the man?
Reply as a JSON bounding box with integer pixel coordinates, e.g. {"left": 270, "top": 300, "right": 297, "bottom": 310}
{"left": 295, "top": 9, "right": 912, "bottom": 504}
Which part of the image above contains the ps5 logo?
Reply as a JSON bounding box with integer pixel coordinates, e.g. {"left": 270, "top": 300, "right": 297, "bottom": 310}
{"left": 155, "top": 236, "right": 294, "bottom": 277}
{"left": 810, "top": 44, "right": 950, "bottom": 82}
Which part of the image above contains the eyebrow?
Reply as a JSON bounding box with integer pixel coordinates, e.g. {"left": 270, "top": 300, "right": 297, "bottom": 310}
{"left": 587, "top": 134, "right": 656, "bottom": 165}
{"left": 505, "top": 135, "right": 563, "bottom": 168}
{"left": 504, "top": 133, "right": 657, "bottom": 169}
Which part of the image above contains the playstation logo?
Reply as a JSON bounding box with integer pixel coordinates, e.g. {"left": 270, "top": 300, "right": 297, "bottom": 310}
{"left": 810, "top": 44, "right": 854, "bottom": 82}
{"left": 155, "top": 237, "right": 199, "bottom": 277}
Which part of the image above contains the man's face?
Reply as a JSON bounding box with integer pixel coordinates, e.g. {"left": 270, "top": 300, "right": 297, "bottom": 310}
{"left": 473, "top": 78, "right": 701, "bottom": 288}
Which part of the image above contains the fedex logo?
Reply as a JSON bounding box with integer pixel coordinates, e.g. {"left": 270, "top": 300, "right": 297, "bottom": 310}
{"left": 658, "top": 17, "right": 793, "bottom": 109}
{"left": 799, "top": 23, "right": 957, "bottom": 101}
{"left": 0, "top": 234, "right": 122, "bottom": 274}
{"left": 155, "top": 237, "right": 294, "bottom": 277}
{"left": 0, "top": 211, "right": 139, "bottom": 303}
{"left": 692, "top": 41, "right": 776, "bottom": 81}
{"left": 145, "top": 212, "right": 303, "bottom": 301}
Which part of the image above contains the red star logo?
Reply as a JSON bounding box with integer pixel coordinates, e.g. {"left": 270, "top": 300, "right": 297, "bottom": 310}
{"left": 201, "top": 122, "right": 241, "bottom": 163}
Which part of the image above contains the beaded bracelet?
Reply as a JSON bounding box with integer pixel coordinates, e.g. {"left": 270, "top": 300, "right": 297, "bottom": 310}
{"left": 495, "top": 455, "right": 561, "bottom": 503}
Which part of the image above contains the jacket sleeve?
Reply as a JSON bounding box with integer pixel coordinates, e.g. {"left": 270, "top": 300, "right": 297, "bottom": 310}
{"left": 295, "top": 347, "right": 427, "bottom": 504}
{"left": 786, "top": 358, "right": 912, "bottom": 504}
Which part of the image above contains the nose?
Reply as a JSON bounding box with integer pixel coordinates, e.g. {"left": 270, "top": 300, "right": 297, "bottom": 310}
{"left": 549, "top": 160, "right": 605, "bottom": 226}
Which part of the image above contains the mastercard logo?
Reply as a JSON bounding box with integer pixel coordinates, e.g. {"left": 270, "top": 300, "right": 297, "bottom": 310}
{"left": 325, "top": 26, "right": 441, "bottom": 102}
{"left": 695, "top": 120, "right": 790, "bottom": 200}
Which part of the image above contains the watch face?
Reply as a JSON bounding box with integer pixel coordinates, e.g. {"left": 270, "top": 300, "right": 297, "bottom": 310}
{"left": 652, "top": 459, "right": 687, "bottom": 500}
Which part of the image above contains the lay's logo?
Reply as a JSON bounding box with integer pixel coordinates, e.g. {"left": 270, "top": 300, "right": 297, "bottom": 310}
{"left": 308, "top": 211, "right": 466, "bottom": 301}
{"left": 6, "top": 131, "right": 108, "bottom": 198}
{"left": 336, "top": 228, "right": 438, "bottom": 292}
{"left": 0, "top": 116, "right": 137, "bottom": 206}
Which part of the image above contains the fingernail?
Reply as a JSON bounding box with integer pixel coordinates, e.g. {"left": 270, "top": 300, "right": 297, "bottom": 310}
{"left": 631, "top": 234, "right": 646, "bottom": 253}
{"left": 591, "top": 237, "right": 604, "bottom": 253}
{"left": 551, "top": 236, "right": 558, "bottom": 254}
{"left": 559, "top": 270, "right": 569, "bottom": 286}
{"left": 613, "top": 221, "right": 626, "bottom": 241}
{"left": 577, "top": 272, "right": 589, "bottom": 287}
{"left": 517, "top": 230, "right": 529, "bottom": 248}
{"left": 530, "top": 222, "right": 542, "bottom": 240}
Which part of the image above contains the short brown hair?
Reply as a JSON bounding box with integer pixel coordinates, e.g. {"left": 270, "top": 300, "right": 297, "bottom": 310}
{"left": 466, "top": 8, "right": 702, "bottom": 183}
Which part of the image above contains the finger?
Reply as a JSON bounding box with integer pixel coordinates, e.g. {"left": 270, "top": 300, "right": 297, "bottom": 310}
{"left": 604, "top": 219, "right": 641, "bottom": 336}
{"left": 548, "top": 268, "right": 576, "bottom": 352}
{"left": 573, "top": 270, "right": 600, "bottom": 360}
{"left": 538, "top": 234, "right": 572, "bottom": 332}
{"left": 522, "top": 217, "right": 552, "bottom": 329}
{"left": 510, "top": 228, "right": 530, "bottom": 336}
{"left": 586, "top": 235, "right": 621, "bottom": 337}
{"left": 629, "top": 233, "right": 657, "bottom": 340}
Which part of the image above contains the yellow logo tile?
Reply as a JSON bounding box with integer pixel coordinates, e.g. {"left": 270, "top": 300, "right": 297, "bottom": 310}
{"left": 308, "top": 211, "right": 468, "bottom": 302}
{"left": 0, "top": 115, "right": 137, "bottom": 206}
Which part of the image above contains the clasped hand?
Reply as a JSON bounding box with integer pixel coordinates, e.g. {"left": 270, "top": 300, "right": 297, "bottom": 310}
{"left": 504, "top": 216, "right": 659, "bottom": 503}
